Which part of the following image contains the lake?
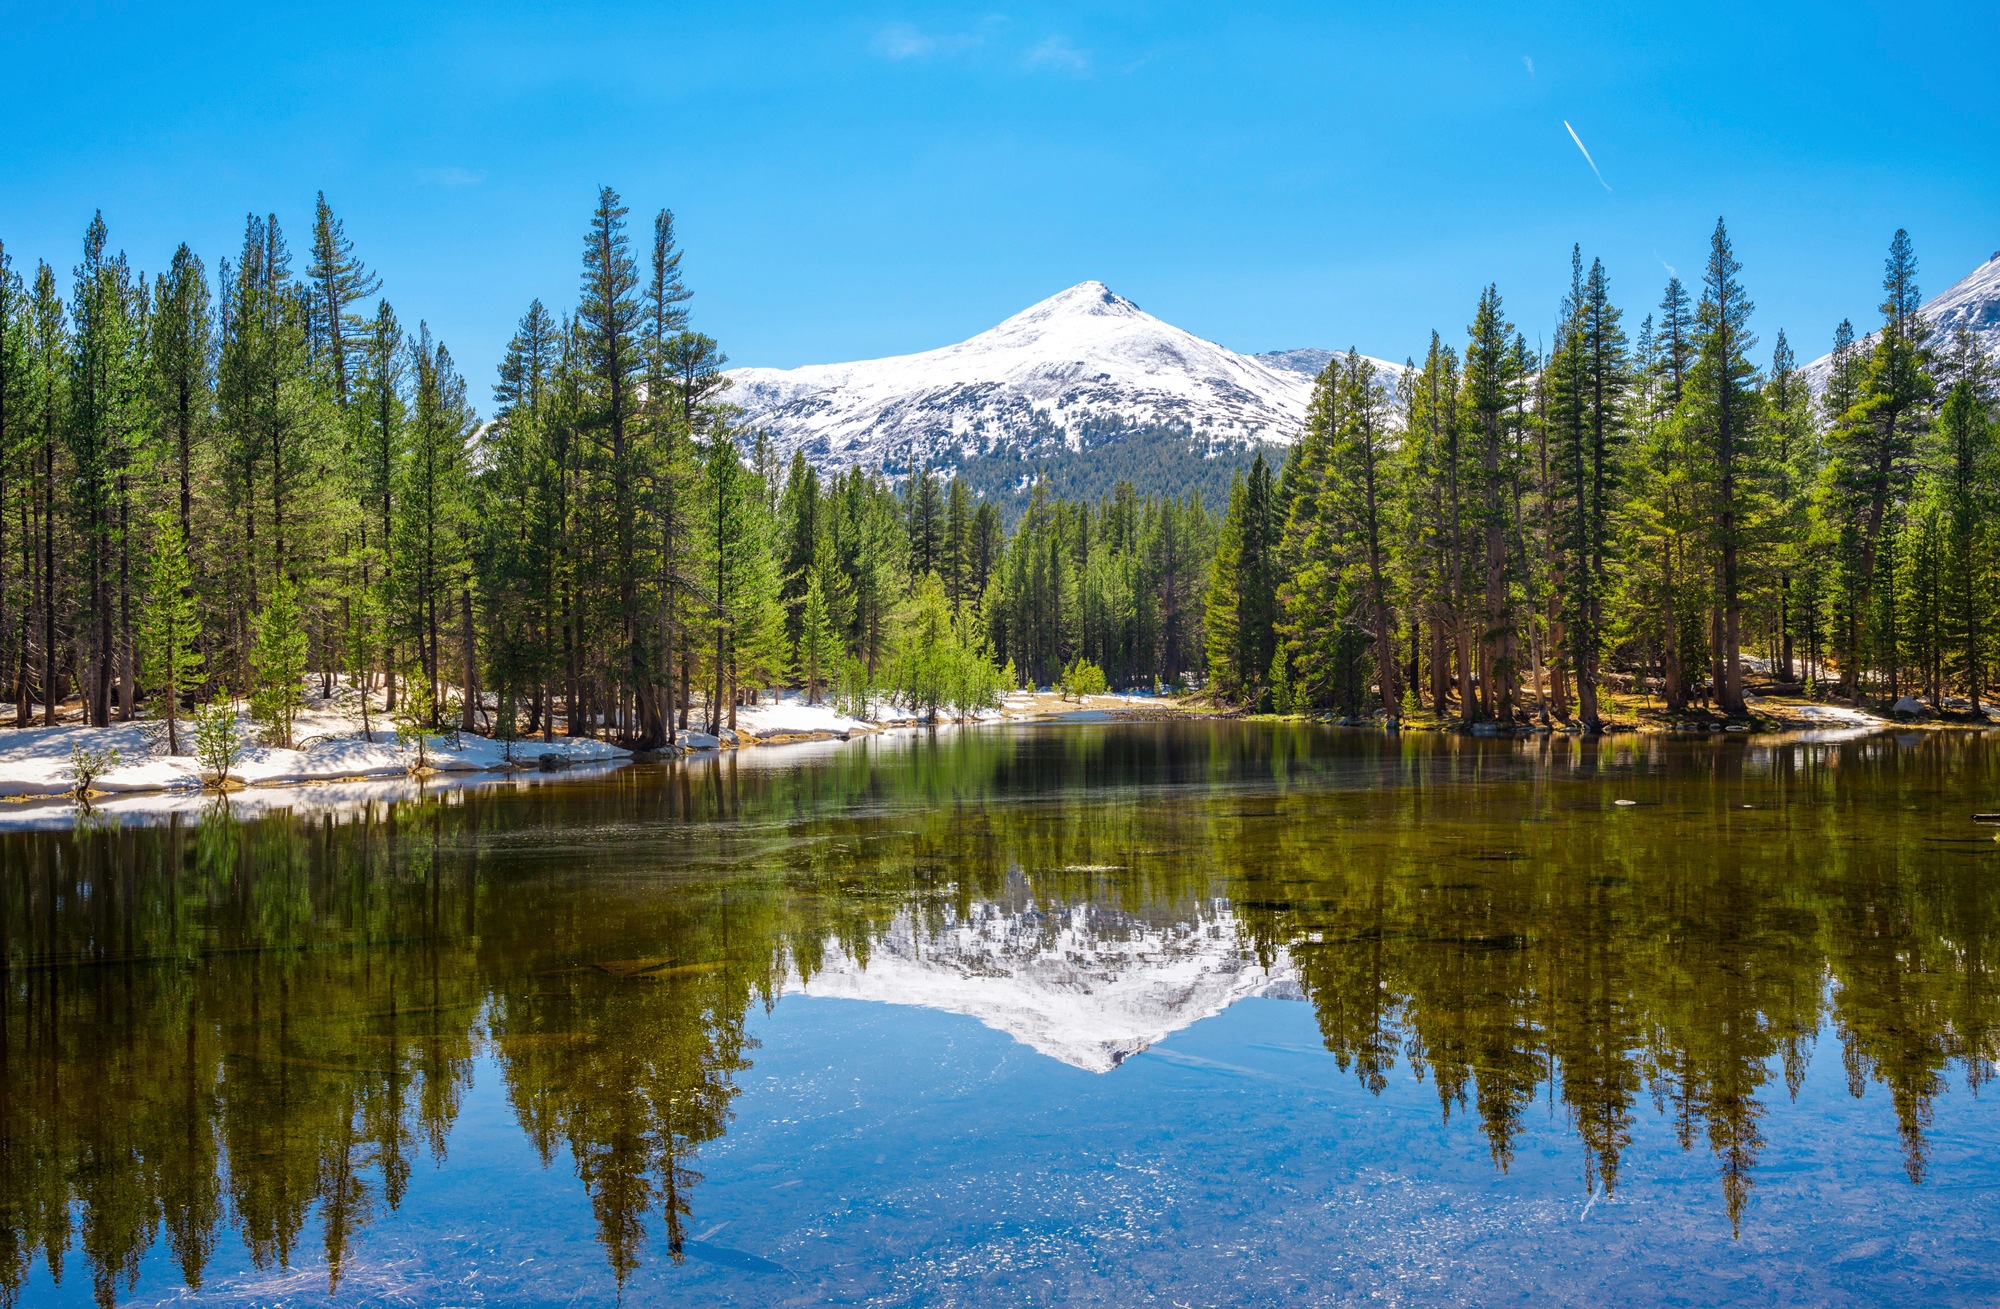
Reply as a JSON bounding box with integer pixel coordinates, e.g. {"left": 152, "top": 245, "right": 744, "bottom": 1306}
{"left": 3, "top": 722, "right": 1998, "bottom": 1307}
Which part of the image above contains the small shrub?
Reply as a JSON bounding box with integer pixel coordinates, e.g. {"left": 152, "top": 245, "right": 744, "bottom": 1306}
{"left": 1057, "top": 658, "right": 1108, "bottom": 701}
{"left": 394, "top": 672, "right": 437, "bottom": 772}
{"left": 193, "top": 704, "right": 243, "bottom": 787}
{"left": 66, "top": 744, "right": 122, "bottom": 798}
{"left": 835, "top": 656, "right": 874, "bottom": 720}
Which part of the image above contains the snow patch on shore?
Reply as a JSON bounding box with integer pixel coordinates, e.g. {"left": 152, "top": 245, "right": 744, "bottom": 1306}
{"left": 0, "top": 696, "right": 629, "bottom": 803}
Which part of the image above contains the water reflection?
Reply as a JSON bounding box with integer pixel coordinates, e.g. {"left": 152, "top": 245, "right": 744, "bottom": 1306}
{"left": 2, "top": 725, "right": 1998, "bottom": 1304}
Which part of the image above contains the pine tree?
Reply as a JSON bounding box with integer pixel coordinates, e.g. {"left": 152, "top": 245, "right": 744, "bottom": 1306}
{"left": 1462, "top": 284, "right": 1522, "bottom": 720}
{"left": 1397, "top": 332, "right": 1471, "bottom": 714}
{"left": 1276, "top": 359, "right": 1345, "bottom": 709}
{"left": 148, "top": 244, "right": 212, "bottom": 543}
{"left": 794, "top": 568, "right": 841, "bottom": 704}
{"left": 355, "top": 299, "right": 405, "bottom": 705}
{"left": 905, "top": 466, "right": 945, "bottom": 578}
{"left": 942, "top": 476, "right": 971, "bottom": 612}
{"left": 1545, "top": 252, "right": 1630, "bottom": 728}
{"left": 249, "top": 573, "right": 308, "bottom": 748}
{"left": 67, "top": 212, "right": 147, "bottom": 726}
{"left": 395, "top": 324, "right": 475, "bottom": 726}
{"left": 888, "top": 571, "right": 959, "bottom": 722}
{"left": 732, "top": 468, "right": 790, "bottom": 706}
{"left": 697, "top": 432, "right": 759, "bottom": 732}
{"left": 969, "top": 500, "right": 1003, "bottom": 603}
{"left": 1826, "top": 229, "right": 1935, "bottom": 697}
{"left": 138, "top": 513, "right": 204, "bottom": 754}
{"left": 0, "top": 240, "right": 23, "bottom": 725}
{"left": 1232, "top": 452, "right": 1280, "bottom": 705}
{"left": 577, "top": 186, "right": 653, "bottom": 739}
{"left": 1335, "top": 352, "right": 1402, "bottom": 721}
{"left": 1687, "top": 218, "right": 1761, "bottom": 715}
{"left": 1203, "top": 472, "right": 1247, "bottom": 698}
{"left": 306, "top": 193, "right": 380, "bottom": 405}
{"left": 1936, "top": 379, "right": 1993, "bottom": 711}
{"left": 777, "top": 450, "right": 820, "bottom": 647}
{"left": 1762, "top": 331, "right": 1819, "bottom": 683}
{"left": 25, "top": 261, "right": 65, "bottom": 726}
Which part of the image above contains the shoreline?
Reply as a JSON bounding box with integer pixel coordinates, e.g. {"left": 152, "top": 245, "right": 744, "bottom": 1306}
{"left": 0, "top": 690, "right": 1980, "bottom": 830}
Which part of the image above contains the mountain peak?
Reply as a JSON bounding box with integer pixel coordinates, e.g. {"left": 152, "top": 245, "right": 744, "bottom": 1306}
{"left": 1007, "top": 280, "right": 1145, "bottom": 324}
{"left": 721, "top": 281, "right": 1345, "bottom": 479}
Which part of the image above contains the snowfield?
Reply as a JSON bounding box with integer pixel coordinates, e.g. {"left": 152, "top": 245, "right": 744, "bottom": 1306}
{"left": 727, "top": 280, "right": 1403, "bottom": 474}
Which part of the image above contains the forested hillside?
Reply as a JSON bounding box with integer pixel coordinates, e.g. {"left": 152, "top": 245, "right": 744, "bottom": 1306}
{"left": 0, "top": 197, "right": 1991, "bottom": 746}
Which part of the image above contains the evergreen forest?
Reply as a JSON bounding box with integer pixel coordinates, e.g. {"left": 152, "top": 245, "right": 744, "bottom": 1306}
{"left": 0, "top": 195, "right": 1992, "bottom": 744}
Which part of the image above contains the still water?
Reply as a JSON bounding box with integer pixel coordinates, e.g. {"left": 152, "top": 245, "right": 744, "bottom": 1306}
{"left": 3, "top": 722, "right": 1999, "bottom": 1307}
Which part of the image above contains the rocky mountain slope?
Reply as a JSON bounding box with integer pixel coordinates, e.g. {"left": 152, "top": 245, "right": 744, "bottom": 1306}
{"left": 727, "top": 282, "right": 1392, "bottom": 480}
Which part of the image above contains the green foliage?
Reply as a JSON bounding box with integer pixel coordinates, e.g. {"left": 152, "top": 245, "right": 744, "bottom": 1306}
{"left": 65, "top": 743, "right": 121, "bottom": 797}
{"left": 192, "top": 704, "right": 242, "bottom": 786}
{"left": 888, "top": 573, "right": 1006, "bottom": 722}
{"left": 1204, "top": 459, "right": 1284, "bottom": 704}
{"left": 1268, "top": 647, "right": 1293, "bottom": 715}
{"left": 137, "top": 512, "right": 204, "bottom": 754}
{"left": 1057, "top": 657, "right": 1108, "bottom": 701}
{"left": 951, "top": 426, "right": 1271, "bottom": 518}
{"left": 343, "top": 581, "right": 385, "bottom": 742}
{"left": 834, "top": 654, "right": 875, "bottom": 721}
{"left": 249, "top": 575, "right": 309, "bottom": 748}
{"left": 5, "top": 193, "right": 1995, "bottom": 750}
{"left": 394, "top": 669, "right": 437, "bottom": 770}
{"left": 793, "top": 569, "right": 842, "bottom": 705}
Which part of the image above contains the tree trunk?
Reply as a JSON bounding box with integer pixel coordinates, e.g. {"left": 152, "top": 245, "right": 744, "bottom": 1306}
{"left": 1455, "top": 623, "right": 1477, "bottom": 723}
{"left": 459, "top": 588, "right": 477, "bottom": 734}
{"left": 1428, "top": 611, "right": 1449, "bottom": 711}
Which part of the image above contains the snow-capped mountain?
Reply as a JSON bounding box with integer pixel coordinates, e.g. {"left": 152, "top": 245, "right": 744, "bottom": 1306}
{"left": 1801, "top": 249, "right": 2000, "bottom": 391}
{"left": 727, "top": 282, "right": 1375, "bottom": 476}
{"left": 784, "top": 897, "right": 1299, "bottom": 1073}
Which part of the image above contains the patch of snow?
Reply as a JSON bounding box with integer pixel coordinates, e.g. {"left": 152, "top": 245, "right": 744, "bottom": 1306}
{"left": 0, "top": 695, "right": 630, "bottom": 810}
{"left": 1744, "top": 695, "right": 1877, "bottom": 726}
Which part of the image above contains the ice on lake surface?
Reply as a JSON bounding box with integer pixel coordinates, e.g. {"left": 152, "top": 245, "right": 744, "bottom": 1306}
{"left": 5, "top": 722, "right": 2000, "bottom": 1306}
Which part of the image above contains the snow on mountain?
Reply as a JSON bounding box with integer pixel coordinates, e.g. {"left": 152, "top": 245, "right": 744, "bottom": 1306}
{"left": 1801, "top": 250, "right": 2000, "bottom": 391}
{"left": 727, "top": 282, "right": 1356, "bottom": 475}
{"left": 1255, "top": 346, "right": 1408, "bottom": 381}
{"left": 784, "top": 896, "right": 1299, "bottom": 1073}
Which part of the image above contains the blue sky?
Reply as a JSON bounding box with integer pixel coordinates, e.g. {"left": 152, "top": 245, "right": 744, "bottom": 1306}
{"left": 3, "top": 1, "right": 1994, "bottom": 395}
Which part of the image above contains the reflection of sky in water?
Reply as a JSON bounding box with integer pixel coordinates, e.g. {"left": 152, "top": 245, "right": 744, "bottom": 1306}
{"left": 40, "top": 991, "right": 1998, "bottom": 1308}
{"left": 10, "top": 724, "right": 2000, "bottom": 1306}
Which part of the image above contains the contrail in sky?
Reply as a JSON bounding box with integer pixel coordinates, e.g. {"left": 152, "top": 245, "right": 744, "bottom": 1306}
{"left": 1563, "top": 120, "right": 1612, "bottom": 191}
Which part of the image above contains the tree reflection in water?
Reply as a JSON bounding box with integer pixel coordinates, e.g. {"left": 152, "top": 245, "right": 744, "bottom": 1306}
{"left": 1, "top": 725, "right": 1997, "bottom": 1304}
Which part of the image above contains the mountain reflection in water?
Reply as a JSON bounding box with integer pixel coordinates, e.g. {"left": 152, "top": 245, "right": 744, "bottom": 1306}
{"left": 2, "top": 723, "right": 1998, "bottom": 1306}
